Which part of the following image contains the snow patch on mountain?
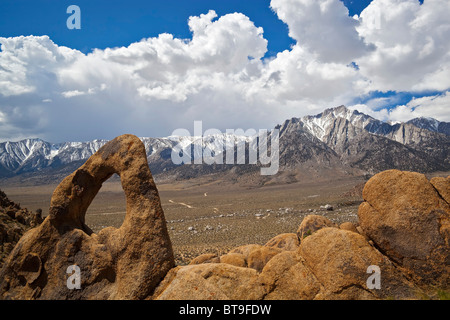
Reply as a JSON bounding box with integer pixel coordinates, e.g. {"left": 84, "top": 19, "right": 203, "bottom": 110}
{"left": 0, "top": 106, "right": 448, "bottom": 178}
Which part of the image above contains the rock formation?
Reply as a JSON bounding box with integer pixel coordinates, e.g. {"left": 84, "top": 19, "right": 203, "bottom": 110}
{"left": 264, "top": 233, "right": 299, "bottom": 251}
{"left": 0, "top": 190, "right": 43, "bottom": 268}
{"left": 151, "top": 170, "right": 448, "bottom": 300}
{"left": 0, "top": 144, "right": 448, "bottom": 300}
{"left": 296, "top": 214, "right": 336, "bottom": 243}
{"left": 298, "top": 227, "right": 417, "bottom": 299}
{"left": 358, "top": 170, "right": 449, "bottom": 289}
{"left": 151, "top": 227, "right": 420, "bottom": 300}
{"left": 0, "top": 134, "right": 174, "bottom": 299}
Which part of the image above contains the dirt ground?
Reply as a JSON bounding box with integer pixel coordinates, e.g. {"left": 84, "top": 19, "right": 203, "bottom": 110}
{"left": 4, "top": 169, "right": 449, "bottom": 265}
{"left": 2, "top": 173, "right": 372, "bottom": 265}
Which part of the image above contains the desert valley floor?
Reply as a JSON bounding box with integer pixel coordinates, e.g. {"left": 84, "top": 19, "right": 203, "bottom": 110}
{"left": 2, "top": 171, "right": 448, "bottom": 265}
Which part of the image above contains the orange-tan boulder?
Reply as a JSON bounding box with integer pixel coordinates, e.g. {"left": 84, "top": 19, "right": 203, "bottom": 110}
{"left": 259, "top": 251, "right": 321, "bottom": 300}
{"left": 247, "top": 246, "right": 282, "bottom": 272}
{"left": 228, "top": 244, "right": 262, "bottom": 257}
{"left": 152, "top": 263, "right": 266, "bottom": 300}
{"left": 296, "top": 214, "right": 336, "bottom": 242}
{"left": 264, "top": 233, "right": 299, "bottom": 251}
{"left": 358, "top": 170, "right": 449, "bottom": 288}
{"left": 189, "top": 253, "right": 220, "bottom": 265}
{"left": 298, "top": 227, "right": 419, "bottom": 299}
{"left": 339, "top": 222, "right": 358, "bottom": 233}
{"left": 220, "top": 253, "right": 247, "bottom": 268}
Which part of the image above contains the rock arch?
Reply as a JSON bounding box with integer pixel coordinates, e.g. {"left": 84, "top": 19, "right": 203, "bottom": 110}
{"left": 0, "top": 134, "right": 175, "bottom": 299}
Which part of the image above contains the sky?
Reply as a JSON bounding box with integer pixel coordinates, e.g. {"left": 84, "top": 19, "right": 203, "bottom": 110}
{"left": 0, "top": 0, "right": 448, "bottom": 142}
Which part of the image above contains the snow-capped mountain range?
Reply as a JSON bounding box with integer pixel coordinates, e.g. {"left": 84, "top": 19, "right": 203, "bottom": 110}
{"left": 276, "top": 106, "right": 449, "bottom": 174}
{"left": 301, "top": 105, "right": 450, "bottom": 143}
{"left": 0, "top": 106, "right": 449, "bottom": 181}
{"left": 0, "top": 134, "right": 253, "bottom": 178}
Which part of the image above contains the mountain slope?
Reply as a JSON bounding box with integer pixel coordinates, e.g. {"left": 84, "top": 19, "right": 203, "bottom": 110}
{"left": 299, "top": 106, "right": 450, "bottom": 173}
{"left": 407, "top": 117, "right": 450, "bottom": 136}
{"left": 0, "top": 106, "right": 448, "bottom": 184}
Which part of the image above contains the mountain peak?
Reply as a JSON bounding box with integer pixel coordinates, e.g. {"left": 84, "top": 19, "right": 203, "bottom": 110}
{"left": 328, "top": 104, "right": 352, "bottom": 115}
{"left": 301, "top": 105, "right": 376, "bottom": 142}
{"left": 0, "top": 106, "right": 449, "bottom": 182}
{"left": 407, "top": 116, "right": 440, "bottom": 131}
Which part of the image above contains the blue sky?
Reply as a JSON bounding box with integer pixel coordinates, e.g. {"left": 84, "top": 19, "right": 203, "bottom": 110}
{"left": 0, "top": 1, "right": 292, "bottom": 58}
{"left": 0, "top": 0, "right": 371, "bottom": 56}
{"left": 0, "top": 0, "right": 448, "bottom": 142}
{"left": 4, "top": 1, "right": 424, "bottom": 57}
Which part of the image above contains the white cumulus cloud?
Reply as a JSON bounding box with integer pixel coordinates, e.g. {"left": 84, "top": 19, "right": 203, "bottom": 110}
{"left": 387, "top": 91, "right": 450, "bottom": 122}
{"left": 356, "top": 0, "right": 450, "bottom": 93}
{"left": 0, "top": 1, "right": 449, "bottom": 142}
{"left": 270, "top": 0, "right": 374, "bottom": 63}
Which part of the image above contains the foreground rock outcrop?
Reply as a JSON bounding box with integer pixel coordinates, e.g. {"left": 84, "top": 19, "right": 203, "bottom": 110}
{"left": 152, "top": 170, "right": 448, "bottom": 300}
{"left": 151, "top": 227, "right": 419, "bottom": 300}
{"left": 0, "top": 190, "right": 43, "bottom": 269}
{"left": 0, "top": 134, "right": 174, "bottom": 299}
{"left": 358, "top": 170, "right": 450, "bottom": 289}
{"left": 0, "top": 141, "right": 448, "bottom": 300}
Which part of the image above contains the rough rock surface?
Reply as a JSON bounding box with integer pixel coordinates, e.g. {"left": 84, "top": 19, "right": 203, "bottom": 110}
{"left": 339, "top": 222, "right": 358, "bottom": 233}
{"left": 0, "top": 134, "right": 174, "bottom": 299}
{"left": 259, "top": 251, "right": 321, "bottom": 300}
{"left": 189, "top": 253, "right": 220, "bottom": 265}
{"left": 358, "top": 170, "right": 449, "bottom": 289}
{"left": 0, "top": 190, "right": 43, "bottom": 268}
{"left": 247, "top": 246, "right": 282, "bottom": 272}
{"left": 296, "top": 214, "right": 336, "bottom": 242}
{"left": 220, "top": 253, "right": 247, "bottom": 268}
{"left": 152, "top": 263, "right": 266, "bottom": 300}
{"left": 298, "top": 227, "right": 417, "bottom": 299}
{"left": 264, "top": 233, "right": 299, "bottom": 251}
{"left": 430, "top": 176, "right": 450, "bottom": 203}
{"left": 228, "top": 244, "right": 262, "bottom": 258}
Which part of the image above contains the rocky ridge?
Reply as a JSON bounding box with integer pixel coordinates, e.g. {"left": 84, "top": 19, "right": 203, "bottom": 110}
{"left": 295, "top": 105, "right": 450, "bottom": 173}
{"left": 0, "top": 190, "right": 43, "bottom": 268}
